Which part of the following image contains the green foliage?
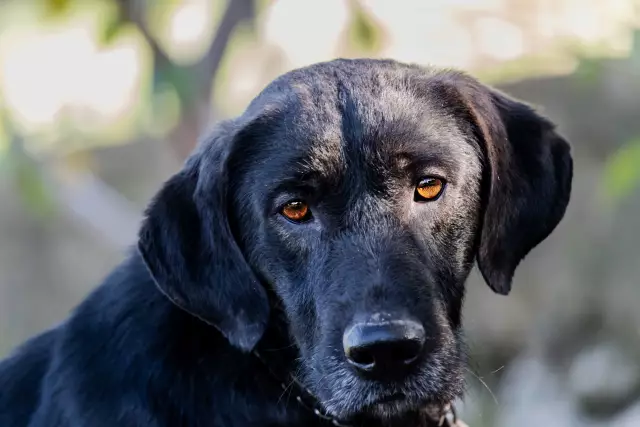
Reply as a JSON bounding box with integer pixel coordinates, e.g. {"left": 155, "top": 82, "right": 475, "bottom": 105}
{"left": 144, "top": 82, "right": 181, "bottom": 137}
{"left": 13, "top": 157, "right": 56, "bottom": 217}
{"left": 98, "top": 2, "right": 124, "bottom": 45}
{"left": 603, "top": 137, "right": 640, "bottom": 203}
{"left": 44, "top": 0, "right": 71, "bottom": 17}
{"left": 574, "top": 56, "right": 604, "bottom": 87}
{"left": 0, "top": 112, "right": 55, "bottom": 217}
{"left": 0, "top": 112, "right": 13, "bottom": 175}
{"left": 156, "top": 64, "right": 198, "bottom": 106}
{"left": 347, "top": 1, "right": 383, "bottom": 54}
{"left": 4, "top": 142, "right": 57, "bottom": 218}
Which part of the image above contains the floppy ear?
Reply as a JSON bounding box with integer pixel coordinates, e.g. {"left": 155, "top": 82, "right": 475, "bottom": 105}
{"left": 137, "top": 123, "right": 270, "bottom": 351}
{"left": 444, "top": 74, "right": 573, "bottom": 295}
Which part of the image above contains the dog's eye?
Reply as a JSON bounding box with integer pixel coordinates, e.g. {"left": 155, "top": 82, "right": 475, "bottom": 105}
{"left": 280, "top": 200, "right": 312, "bottom": 223}
{"left": 415, "top": 177, "right": 445, "bottom": 201}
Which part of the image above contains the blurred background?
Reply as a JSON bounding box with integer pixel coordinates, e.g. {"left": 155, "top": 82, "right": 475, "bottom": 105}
{"left": 0, "top": 0, "right": 639, "bottom": 426}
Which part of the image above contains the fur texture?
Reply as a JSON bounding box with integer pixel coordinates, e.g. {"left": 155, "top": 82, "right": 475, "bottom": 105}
{"left": 0, "top": 59, "right": 572, "bottom": 427}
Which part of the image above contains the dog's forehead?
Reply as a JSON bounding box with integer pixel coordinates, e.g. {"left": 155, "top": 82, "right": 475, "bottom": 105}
{"left": 277, "top": 61, "right": 441, "bottom": 136}
{"left": 247, "top": 62, "right": 471, "bottom": 179}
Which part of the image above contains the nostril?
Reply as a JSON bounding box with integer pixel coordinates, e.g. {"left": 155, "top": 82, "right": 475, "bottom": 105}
{"left": 346, "top": 346, "right": 376, "bottom": 370}
{"left": 346, "top": 338, "right": 422, "bottom": 370}
{"left": 390, "top": 338, "right": 423, "bottom": 365}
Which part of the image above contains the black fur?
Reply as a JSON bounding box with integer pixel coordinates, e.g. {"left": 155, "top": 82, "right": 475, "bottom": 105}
{"left": 0, "top": 59, "right": 572, "bottom": 427}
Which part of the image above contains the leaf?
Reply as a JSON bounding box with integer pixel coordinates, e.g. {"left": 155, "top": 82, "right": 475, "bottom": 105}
{"left": 99, "top": 11, "right": 124, "bottom": 45}
{"left": 44, "top": 0, "right": 72, "bottom": 17}
{"left": 347, "top": 1, "right": 383, "bottom": 54}
{"left": 603, "top": 138, "right": 640, "bottom": 202}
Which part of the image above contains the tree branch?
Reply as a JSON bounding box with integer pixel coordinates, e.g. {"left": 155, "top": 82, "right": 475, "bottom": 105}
{"left": 117, "top": 0, "right": 256, "bottom": 157}
{"left": 117, "top": 0, "right": 173, "bottom": 71}
{"left": 5, "top": 1, "right": 259, "bottom": 251}
{"left": 196, "top": 0, "right": 255, "bottom": 93}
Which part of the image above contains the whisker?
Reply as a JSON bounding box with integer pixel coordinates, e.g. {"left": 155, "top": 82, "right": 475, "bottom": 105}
{"left": 262, "top": 343, "right": 298, "bottom": 352}
{"left": 490, "top": 365, "right": 505, "bottom": 374}
{"left": 465, "top": 367, "right": 499, "bottom": 406}
{"left": 277, "top": 377, "right": 296, "bottom": 406}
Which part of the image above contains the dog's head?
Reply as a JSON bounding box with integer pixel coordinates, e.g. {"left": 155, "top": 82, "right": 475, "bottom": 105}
{"left": 138, "top": 59, "right": 572, "bottom": 421}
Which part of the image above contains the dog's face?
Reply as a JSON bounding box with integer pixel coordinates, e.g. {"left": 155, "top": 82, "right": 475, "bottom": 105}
{"left": 227, "top": 69, "right": 483, "bottom": 418}
{"left": 138, "top": 59, "right": 572, "bottom": 422}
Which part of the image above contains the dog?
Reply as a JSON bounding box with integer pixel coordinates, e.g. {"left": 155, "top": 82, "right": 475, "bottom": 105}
{"left": 0, "top": 58, "right": 572, "bottom": 427}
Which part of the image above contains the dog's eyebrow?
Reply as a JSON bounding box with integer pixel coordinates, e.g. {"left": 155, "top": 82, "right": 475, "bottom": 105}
{"left": 394, "top": 149, "right": 458, "bottom": 178}
{"left": 271, "top": 174, "right": 321, "bottom": 192}
{"left": 264, "top": 169, "right": 324, "bottom": 204}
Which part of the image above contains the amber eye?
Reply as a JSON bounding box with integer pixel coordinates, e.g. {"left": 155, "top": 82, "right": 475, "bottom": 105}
{"left": 415, "top": 177, "right": 445, "bottom": 201}
{"left": 280, "top": 200, "right": 312, "bottom": 222}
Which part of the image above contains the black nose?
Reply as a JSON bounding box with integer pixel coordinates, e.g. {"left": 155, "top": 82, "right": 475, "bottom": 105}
{"left": 342, "top": 316, "right": 426, "bottom": 375}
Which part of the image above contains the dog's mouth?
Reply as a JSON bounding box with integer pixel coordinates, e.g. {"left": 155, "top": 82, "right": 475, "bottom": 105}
{"left": 331, "top": 388, "right": 432, "bottom": 418}
{"left": 314, "top": 361, "right": 464, "bottom": 421}
{"left": 348, "top": 392, "right": 451, "bottom": 425}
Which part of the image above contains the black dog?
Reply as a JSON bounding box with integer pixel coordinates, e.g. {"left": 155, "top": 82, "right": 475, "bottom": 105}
{"left": 0, "top": 59, "right": 572, "bottom": 427}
